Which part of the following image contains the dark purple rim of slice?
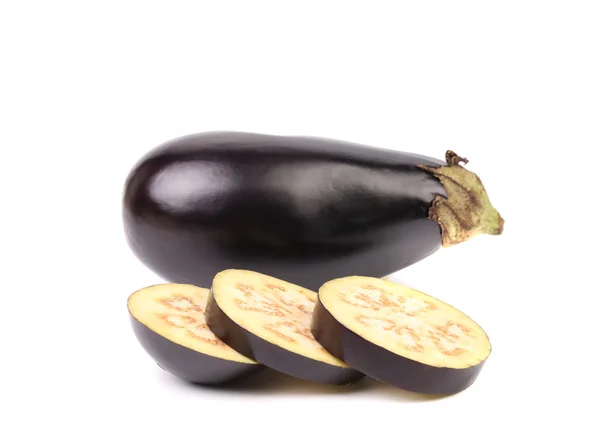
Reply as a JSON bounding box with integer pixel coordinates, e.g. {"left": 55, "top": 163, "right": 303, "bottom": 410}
{"left": 310, "top": 296, "right": 488, "bottom": 395}
{"left": 205, "top": 289, "right": 365, "bottom": 386}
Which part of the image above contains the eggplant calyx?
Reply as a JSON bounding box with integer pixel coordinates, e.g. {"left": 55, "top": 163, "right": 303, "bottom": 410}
{"left": 418, "top": 153, "right": 504, "bottom": 248}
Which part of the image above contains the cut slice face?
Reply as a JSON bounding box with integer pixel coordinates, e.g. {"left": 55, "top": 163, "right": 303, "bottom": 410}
{"left": 312, "top": 276, "right": 491, "bottom": 395}
{"left": 206, "top": 269, "right": 364, "bottom": 385}
{"left": 128, "top": 283, "right": 262, "bottom": 385}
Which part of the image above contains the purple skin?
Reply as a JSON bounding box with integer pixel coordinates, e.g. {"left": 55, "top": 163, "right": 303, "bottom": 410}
{"left": 204, "top": 289, "right": 365, "bottom": 386}
{"left": 130, "top": 315, "right": 264, "bottom": 385}
{"left": 122, "top": 131, "right": 446, "bottom": 291}
{"left": 310, "top": 297, "right": 487, "bottom": 395}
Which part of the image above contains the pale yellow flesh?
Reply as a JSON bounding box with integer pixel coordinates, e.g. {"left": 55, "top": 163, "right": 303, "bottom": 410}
{"left": 319, "top": 276, "right": 491, "bottom": 369}
{"left": 212, "top": 269, "right": 349, "bottom": 368}
{"left": 127, "top": 283, "right": 257, "bottom": 364}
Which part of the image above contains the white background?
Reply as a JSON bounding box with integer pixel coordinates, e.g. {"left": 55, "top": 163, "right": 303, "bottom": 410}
{"left": 1, "top": 1, "right": 598, "bottom": 420}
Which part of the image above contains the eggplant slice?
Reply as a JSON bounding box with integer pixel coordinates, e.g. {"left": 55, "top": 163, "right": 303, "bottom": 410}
{"left": 128, "top": 283, "right": 263, "bottom": 385}
{"left": 205, "top": 269, "right": 365, "bottom": 385}
{"left": 312, "top": 276, "right": 491, "bottom": 395}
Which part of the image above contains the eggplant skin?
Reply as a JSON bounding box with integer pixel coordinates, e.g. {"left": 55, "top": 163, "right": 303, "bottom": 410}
{"left": 129, "top": 315, "right": 264, "bottom": 385}
{"left": 311, "top": 298, "right": 485, "bottom": 395}
{"left": 205, "top": 289, "right": 365, "bottom": 386}
{"left": 123, "top": 131, "right": 447, "bottom": 290}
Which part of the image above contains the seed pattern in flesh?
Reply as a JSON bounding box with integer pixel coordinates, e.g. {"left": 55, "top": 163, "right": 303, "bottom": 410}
{"left": 159, "top": 295, "right": 203, "bottom": 312}
{"left": 345, "top": 285, "right": 469, "bottom": 356}
{"left": 233, "top": 283, "right": 317, "bottom": 345}
{"left": 340, "top": 286, "right": 437, "bottom": 315}
{"left": 156, "top": 294, "right": 226, "bottom": 347}
{"left": 264, "top": 321, "right": 314, "bottom": 343}
{"left": 427, "top": 321, "right": 471, "bottom": 356}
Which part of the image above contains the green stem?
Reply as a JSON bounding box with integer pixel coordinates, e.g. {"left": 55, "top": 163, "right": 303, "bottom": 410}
{"left": 418, "top": 151, "right": 504, "bottom": 247}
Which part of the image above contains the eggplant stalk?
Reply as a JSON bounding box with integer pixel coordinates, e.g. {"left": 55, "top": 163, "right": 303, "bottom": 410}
{"left": 419, "top": 151, "right": 504, "bottom": 247}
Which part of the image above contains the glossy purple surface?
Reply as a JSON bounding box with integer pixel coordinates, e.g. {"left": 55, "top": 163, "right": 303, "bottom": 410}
{"left": 123, "top": 131, "right": 447, "bottom": 290}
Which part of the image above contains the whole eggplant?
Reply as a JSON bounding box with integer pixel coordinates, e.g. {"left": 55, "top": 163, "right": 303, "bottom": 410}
{"left": 122, "top": 131, "right": 503, "bottom": 291}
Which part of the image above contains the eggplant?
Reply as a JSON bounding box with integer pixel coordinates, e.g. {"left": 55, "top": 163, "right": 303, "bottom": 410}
{"left": 127, "top": 283, "right": 263, "bottom": 385}
{"left": 123, "top": 131, "right": 504, "bottom": 291}
{"left": 311, "top": 276, "right": 491, "bottom": 395}
{"left": 204, "top": 269, "right": 365, "bottom": 385}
